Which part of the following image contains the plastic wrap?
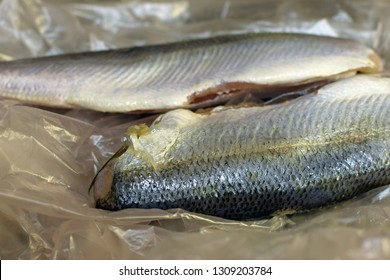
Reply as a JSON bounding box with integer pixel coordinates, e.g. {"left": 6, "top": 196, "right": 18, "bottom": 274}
{"left": 0, "top": 0, "right": 390, "bottom": 259}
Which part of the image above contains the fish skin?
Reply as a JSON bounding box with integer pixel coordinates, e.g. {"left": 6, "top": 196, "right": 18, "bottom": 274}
{"left": 93, "top": 75, "right": 390, "bottom": 220}
{"left": 0, "top": 33, "right": 382, "bottom": 113}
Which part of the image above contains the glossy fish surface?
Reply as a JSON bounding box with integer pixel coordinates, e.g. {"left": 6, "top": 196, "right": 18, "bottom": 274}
{"left": 0, "top": 33, "right": 382, "bottom": 112}
{"left": 93, "top": 75, "right": 390, "bottom": 220}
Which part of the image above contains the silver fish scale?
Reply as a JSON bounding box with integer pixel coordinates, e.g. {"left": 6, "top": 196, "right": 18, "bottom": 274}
{"left": 111, "top": 133, "right": 389, "bottom": 220}
{"left": 96, "top": 76, "right": 390, "bottom": 220}
{"left": 0, "top": 33, "right": 380, "bottom": 112}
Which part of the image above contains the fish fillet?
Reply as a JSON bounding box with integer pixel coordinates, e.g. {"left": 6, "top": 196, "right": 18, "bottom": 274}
{"left": 0, "top": 33, "right": 382, "bottom": 112}
{"left": 92, "top": 75, "right": 390, "bottom": 220}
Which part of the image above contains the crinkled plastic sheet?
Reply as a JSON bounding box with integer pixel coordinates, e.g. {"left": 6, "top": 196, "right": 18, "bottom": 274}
{"left": 0, "top": 0, "right": 390, "bottom": 259}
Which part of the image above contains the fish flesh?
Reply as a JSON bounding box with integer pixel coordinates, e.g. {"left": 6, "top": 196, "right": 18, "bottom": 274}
{"left": 0, "top": 33, "right": 382, "bottom": 113}
{"left": 92, "top": 75, "right": 390, "bottom": 220}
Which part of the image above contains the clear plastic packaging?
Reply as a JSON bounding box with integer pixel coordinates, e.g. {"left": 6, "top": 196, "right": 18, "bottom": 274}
{"left": 0, "top": 0, "right": 389, "bottom": 259}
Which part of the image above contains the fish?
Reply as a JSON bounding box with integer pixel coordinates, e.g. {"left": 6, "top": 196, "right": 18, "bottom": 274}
{"left": 92, "top": 75, "right": 390, "bottom": 220}
{"left": 0, "top": 33, "right": 382, "bottom": 113}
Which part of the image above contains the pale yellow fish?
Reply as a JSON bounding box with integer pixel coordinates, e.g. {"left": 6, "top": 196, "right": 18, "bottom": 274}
{"left": 0, "top": 33, "right": 382, "bottom": 112}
